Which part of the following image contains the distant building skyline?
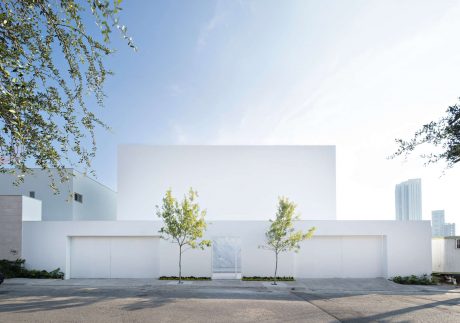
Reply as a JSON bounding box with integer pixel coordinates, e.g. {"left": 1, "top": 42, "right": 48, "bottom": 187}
{"left": 395, "top": 179, "right": 422, "bottom": 221}
{"left": 432, "top": 210, "right": 446, "bottom": 236}
{"left": 431, "top": 210, "right": 456, "bottom": 237}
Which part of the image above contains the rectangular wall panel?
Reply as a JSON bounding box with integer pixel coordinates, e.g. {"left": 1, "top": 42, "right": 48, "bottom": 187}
{"left": 70, "top": 237, "right": 111, "bottom": 278}
{"left": 70, "top": 237, "right": 159, "bottom": 278}
{"left": 296, "top": 236, "right": 385, "bottom": 278}
{"left": 110, "top": 237, "right": 159, "bottom": 278}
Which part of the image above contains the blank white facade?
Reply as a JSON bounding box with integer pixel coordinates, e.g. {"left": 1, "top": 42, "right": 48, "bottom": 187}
{"left": 118, "top": 145, "right": 336, "bottom": 221}
{"left": 21, "top": 220, "right": 432, "bottom": 279}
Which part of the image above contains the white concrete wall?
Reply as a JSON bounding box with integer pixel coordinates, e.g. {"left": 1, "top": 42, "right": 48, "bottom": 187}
{"left": 72, "top": 171, "right": 116, "bottom": 221}
{"left": 0, "top": 169, "right": 116, "bottom": 221}
{"left": 117, "top": 145, "right": 336, "bottom": 221}
{"left": 22, "top": 220, "right": 431, "bottom": 278}
{"left": 21, "top": 196, "right": 42, "bottom": 221}
{"left": 432, "top": 238, "right": 460, "bottom": 273}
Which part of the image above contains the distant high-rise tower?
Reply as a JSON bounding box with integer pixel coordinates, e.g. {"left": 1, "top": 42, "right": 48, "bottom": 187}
{"left": 395, "top": 178, "right": 422, "bottom": 221}
{"left": 431, "top": 210, "right": 456, "bottom": 237}
{"left": 443, "top": 223, "right": 456, "bottom": 236}
{"left": 432, "top": 210, "right": 445, "bottom": 236}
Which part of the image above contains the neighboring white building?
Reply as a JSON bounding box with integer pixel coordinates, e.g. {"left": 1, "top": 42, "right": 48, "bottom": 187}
{"left": 432, "top": 237, "right": 460, "bottom": 273}
{"left": 0, "top": 168, "right": 116, "bottom": 221}
{"left": 432, "top": 210, "right": 456, "bottom": 237}
{"left": 395, "top": 178, "right": 422, "bottom": 221}
{"left": 5, "top": 145, "right": 433, "bottom": 279}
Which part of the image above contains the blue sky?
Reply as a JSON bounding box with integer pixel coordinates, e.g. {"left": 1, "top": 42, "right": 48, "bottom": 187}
{"left": 90, "top": 0, "right": 460, "bottom": 222}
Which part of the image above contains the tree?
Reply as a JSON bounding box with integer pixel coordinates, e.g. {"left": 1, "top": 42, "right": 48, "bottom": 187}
{"left": 391, "top": 103, "right": 460, "bottom": 168}
{"left": 0, "top": 0, "right": 135, "bottom": 191}
{"left": 156, "top": 188, "right": 211, "bottom": 284}
{"left": 260, "top": 197, "right": 316, "bottom": 285}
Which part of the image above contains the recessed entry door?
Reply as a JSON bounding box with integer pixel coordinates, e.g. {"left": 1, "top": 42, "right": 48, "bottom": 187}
{"left": 212, "top": 237, "right": 242, "bottom": 279}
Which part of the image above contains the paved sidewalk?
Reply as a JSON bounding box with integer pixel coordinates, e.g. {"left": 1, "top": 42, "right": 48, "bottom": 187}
{"left": 1, "top": 278, "right": 460, "bottom": 322}
{"left": 4, "top": 277, "right": 458, "bottom": 293}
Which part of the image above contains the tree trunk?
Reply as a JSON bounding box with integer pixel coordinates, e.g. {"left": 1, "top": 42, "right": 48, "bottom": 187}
{"left": 273, "top": 252, "right": 278, "bottom": 285}
{"left": 178, "top": 245, "right": 182, "bottom": 284}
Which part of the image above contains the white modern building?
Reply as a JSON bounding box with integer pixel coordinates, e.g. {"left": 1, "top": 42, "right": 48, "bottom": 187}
{"left": 3, "top": 145, "right": 433, "bottom": 279}
{"left": 395, "top": 178, "right": 422, "bottom": 221}
{"left": 432, "top": 237, "right": 460, "bottom": 273}
{"left": 0, "top": 168, "right": 116, "bottom": 221}
{"left": 432, "top": 210, "right": 456, "bottom": 237}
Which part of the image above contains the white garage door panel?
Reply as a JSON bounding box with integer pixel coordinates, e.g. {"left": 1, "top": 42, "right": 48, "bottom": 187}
{"left": 342, "top": 236, "right": 384, "bottom": 278}
{"left": 71, "top": 237, "right": 111, "bottom": 278}
{"left": 110, "top": 238, "right": 158, "bottom": 278}
{"left": 70, "top": 237, "right": 159, "bottom": 278}
{"left": 296, "top": 236, "right": 385, "bottom": 278}
{"left": 298, "top": 238, "right": 343, "bottom": 278}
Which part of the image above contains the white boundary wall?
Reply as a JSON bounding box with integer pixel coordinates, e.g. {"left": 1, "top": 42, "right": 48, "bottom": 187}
{"left": 117, "top": 145, "right": 336, "bottom": 221}
{"left": 22, "top": 220, "right": 431, "bottom": 279}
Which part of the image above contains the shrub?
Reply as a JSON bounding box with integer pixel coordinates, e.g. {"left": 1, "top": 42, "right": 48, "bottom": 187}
{"left": 242, "top": 276, "right": 295, "bottom": 281}
{"left": 0, "top": 259, "right": 64, "bottom": 279}
{"left": 390, "top": 274, "right": 435, "bottom": 285}
{"left": 159, "top": 276, "right": 211, "bottom": 281}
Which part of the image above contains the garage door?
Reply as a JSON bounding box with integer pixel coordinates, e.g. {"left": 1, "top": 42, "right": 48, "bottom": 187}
{"left": 295, "top": 236, "right": 385, "bottom": 278}
{"left": 70, "top": 237, "right": 159, "bottom": 278}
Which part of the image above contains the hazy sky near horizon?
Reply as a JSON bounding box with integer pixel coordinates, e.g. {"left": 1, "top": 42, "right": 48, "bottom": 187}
{"left": 91, "top": 0, "right": 460, "bottom": 222}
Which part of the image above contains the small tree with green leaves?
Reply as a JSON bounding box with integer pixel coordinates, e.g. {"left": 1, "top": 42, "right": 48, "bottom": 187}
{"left": 156, "top": 188, "right": 211, "bottom": 284}
{"left": 260, "top": 197, "right": 316, "bottom": 285}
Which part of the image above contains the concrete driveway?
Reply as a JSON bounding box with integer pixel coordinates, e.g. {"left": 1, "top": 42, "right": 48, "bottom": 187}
{"left": 0, "top": 278, "right": 459, "bottom": 322}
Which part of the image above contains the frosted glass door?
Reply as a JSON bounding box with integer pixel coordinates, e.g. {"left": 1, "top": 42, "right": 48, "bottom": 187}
{"left": 212, "top": 237, "right": 241, "bottom": 273}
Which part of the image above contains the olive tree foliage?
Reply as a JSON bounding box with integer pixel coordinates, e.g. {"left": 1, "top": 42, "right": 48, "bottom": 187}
{"left": 156, "top": 189, "right": 211, "bottom": 284}
{"left": 260, "top": 197, "right": 316, "bottom": 285}
{"left": 0, "top": 0, "right": 135, "bottom": 191}
{"left": 391, "top": 103, "right": 460, "bottom": 168}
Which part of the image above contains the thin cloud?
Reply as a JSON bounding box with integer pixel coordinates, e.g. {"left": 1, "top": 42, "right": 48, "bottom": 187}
{"left": 196, "top": 12, "right": 225, "bottom": 51}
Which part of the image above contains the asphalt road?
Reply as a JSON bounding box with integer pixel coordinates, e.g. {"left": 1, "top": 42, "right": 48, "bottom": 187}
{"left": 0, "top": 279, "right": 460, "bottom": 322}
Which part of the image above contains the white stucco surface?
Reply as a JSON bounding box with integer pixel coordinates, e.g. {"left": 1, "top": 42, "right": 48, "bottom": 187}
{"left": 72, "top": 171, "right": 117, "bottom": 221}
{"left": 22, "top": 220, "right": 431, "bottom": 279}
{"left": 70, "top": 236, "right": 159, "bottom": 278}
{"left": 432, "top": 237, "right": 460, "bottom": 273}
{"left": 21, "top": 196, "right": 42, "bottom": 221}
{"left": 117, "top": 145, "right": 336, "bottom": 221}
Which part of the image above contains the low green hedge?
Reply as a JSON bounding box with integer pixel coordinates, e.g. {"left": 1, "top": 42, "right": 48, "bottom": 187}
{"left": 0, "top": 259, "right": 64, "bottom": 279}
{"left": 242, "top": 276, "right": 295, "bottom": 281}
{"left": 390, "top": 274, "right": 435, "bottom": 285}
{"left": 159, "top": 276, "right": 211, "bottom": 281}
